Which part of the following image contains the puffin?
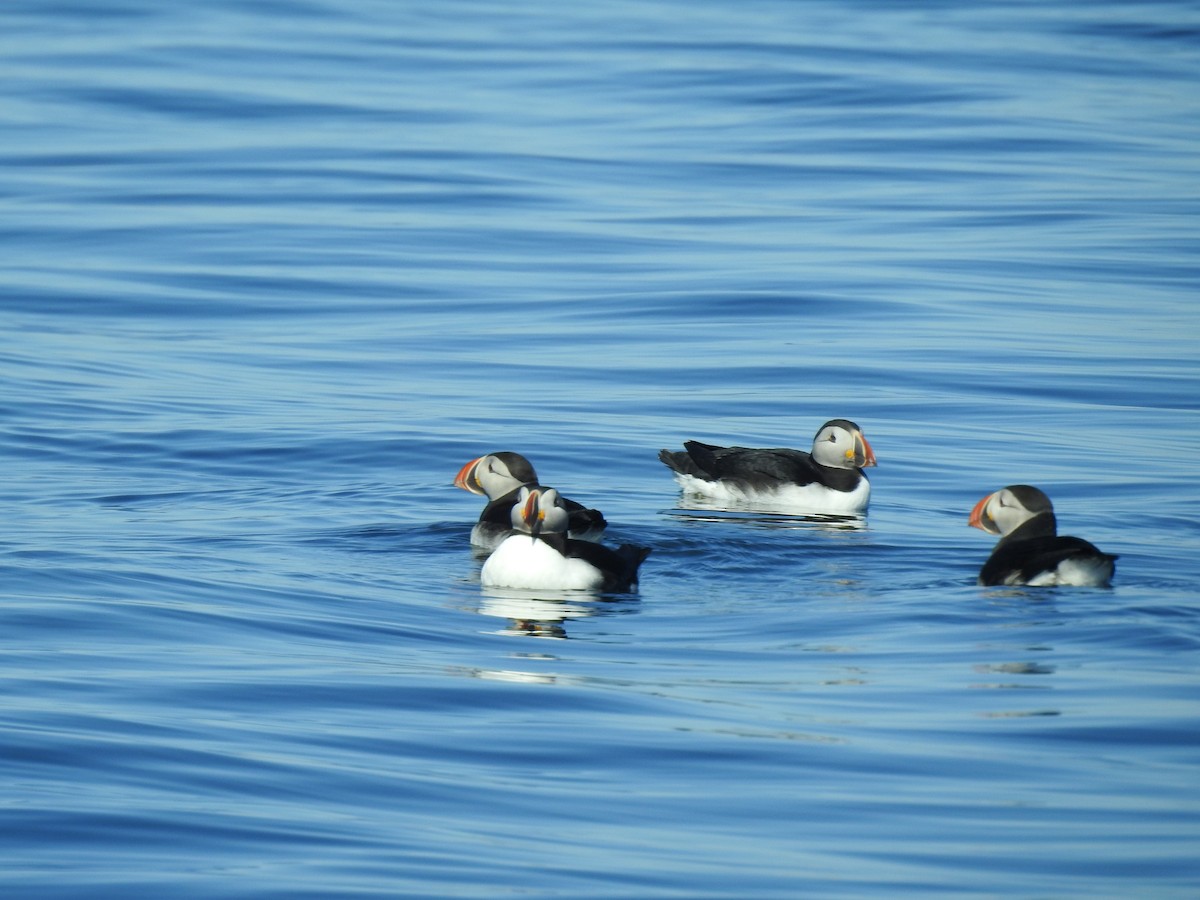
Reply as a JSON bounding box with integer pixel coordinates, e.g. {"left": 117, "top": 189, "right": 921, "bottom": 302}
{"left": 480, "top": 487, "right": 650, "bottom": 592}
{"left": 658, "top": 419, "right": 877, "bottom": 514}
{"left": 968, "top": 484, "right": 1117, "bottom": 587}
{"left": 454, "top": 451, "right": 607, "bottom": 550}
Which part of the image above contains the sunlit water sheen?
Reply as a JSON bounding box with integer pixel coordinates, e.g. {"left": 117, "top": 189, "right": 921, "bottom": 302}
{"left": 3, "top": 1, "right": 1199, "bottom": 897}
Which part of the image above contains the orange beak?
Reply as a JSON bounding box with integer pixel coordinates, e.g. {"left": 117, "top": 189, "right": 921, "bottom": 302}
{"left": 522, "top": 488, "right": 544, "bottom": 538}
{"left": 856, "top": 432, "right": 878, "bottom": 468}
{"left": 454, "top": 456, "right": 485, "bottom": 495}
{"left": 968, "top": 492, "right": 998, "bottom": 534}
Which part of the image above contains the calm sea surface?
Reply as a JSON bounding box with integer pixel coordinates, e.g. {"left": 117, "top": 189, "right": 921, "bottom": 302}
{"left": 3, "top": 1, "right": 1199, "bottom": 897}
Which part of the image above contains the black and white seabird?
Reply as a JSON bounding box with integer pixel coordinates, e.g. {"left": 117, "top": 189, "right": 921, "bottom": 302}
{"left": 968, "top": 484, "right": 1117, "bottom": 587}
{"left": 658, "top": 419, "right": 877, "bottom": 514}
{"left": 480, "top": 487, "right": 650, "bottom": 592}
{"left": 454, "top": 451, "right": 607, "bottom": 550}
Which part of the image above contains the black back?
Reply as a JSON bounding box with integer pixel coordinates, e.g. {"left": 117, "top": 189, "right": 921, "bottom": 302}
{"left": 980, "top": 534, "right": 1117, "bottom": 586}
{"left": 659, "top": 441, "right": 861, "bottom": 492}
{"left": 979, "top": 512, "right": 1116, "bottom": 586}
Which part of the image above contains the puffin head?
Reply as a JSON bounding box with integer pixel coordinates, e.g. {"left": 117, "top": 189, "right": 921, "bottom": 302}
{"left": 513, "top": 486, "right": 570, "bottom": 539}
{"left": 810, "top": 419, "right": 877, "bottom": 470}
{"left": 454, "top": 451, "right": 538, "bottom": 499}
{"left": 968, "top": 484, "right": 1053, "bottom": 537}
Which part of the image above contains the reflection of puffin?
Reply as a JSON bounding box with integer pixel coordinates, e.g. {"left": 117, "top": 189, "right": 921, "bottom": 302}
{"left": 481, "top": 487, "right": 649, "bottom": 592}
{"left": 969, "top": 485, "right": 1117, "bottom": 587}
{"left": 658, "top": 419, "right": 877, "bottom": 514}
{"left": 454, "top": 451, "right": 607, "bottom": 549}
{"left": 477, "top": 589, "right": 611, "bottom": 640}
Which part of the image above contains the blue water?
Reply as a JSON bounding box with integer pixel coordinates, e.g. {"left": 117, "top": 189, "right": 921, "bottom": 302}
{"left": 3, "top": 1, "right": 1200, "bottom": 896}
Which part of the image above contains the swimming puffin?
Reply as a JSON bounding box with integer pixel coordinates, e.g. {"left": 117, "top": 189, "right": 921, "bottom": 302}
{"left": 658, "top": 419, "right": 877, "bottom": 514}
{"left": 480, "top": 487, "right": 649, "bottom": 592}
{"left": 454, "top": 452, "right": 607, "bottom": 549}
{"left": 968, "top": 484, "right": 1117, "bottom": 587}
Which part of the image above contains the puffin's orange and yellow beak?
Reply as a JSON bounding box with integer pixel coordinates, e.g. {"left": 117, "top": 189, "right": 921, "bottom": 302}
{"left": 522, "top": 488, "right": 544, "bottom": 538}
{"left": 454, "top": 456, "right": 485, "bottom": 494}
{"left": 852, "top": 432, "right": 878, "bottom": 468}
{"left": 968, "top": 492, "right": 998, "bottom": 533}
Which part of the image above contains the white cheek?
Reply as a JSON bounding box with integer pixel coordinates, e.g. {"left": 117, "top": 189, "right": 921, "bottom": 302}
{"left": 810, "top": 438, "right": 840, "bottom": 468}
{"left": 481, "top": 469, "right": 522, "bottom": 499}
{"left": 989, "top": 500, "right": 1030, "bottom": 536}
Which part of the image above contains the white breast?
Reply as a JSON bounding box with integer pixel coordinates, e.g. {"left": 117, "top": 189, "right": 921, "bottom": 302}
{"left": 671, "top": 473, "right": 870, "bottom": 515}
{"left": 481, "top": 535, "right": 605, "bottom": 591}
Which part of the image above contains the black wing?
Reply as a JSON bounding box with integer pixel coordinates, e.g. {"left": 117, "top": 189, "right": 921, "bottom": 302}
{"left": 680, "top": 440, "right": 862, "bottom": 491}
{"left": 562, "top": 496, "right": 607, "bottom": 535}
{"left": 567, "top": 539, "right": 651, "bottom": 592}
{"left": 980, "top": 535, "right": 1117, "bottom": 586}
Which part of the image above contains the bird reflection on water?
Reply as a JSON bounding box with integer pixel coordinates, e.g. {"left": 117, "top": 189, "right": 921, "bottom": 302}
{"left": 475, "top": 586, "right": 638, "bottom": 639}
{"left": 664, "top": 505, "right": 867, "bottom": 533}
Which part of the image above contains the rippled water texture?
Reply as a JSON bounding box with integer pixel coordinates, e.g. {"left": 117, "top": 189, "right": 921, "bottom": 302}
{"left": 2, "top": 1, "right": 1199, "bottom": 897}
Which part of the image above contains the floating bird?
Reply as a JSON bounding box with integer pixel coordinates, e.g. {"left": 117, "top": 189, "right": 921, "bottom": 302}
{"left": 968, "top": 484, "right": 1117, "bottom": 587}
{"left": 454, "top": 451, "right": 607, "bottom": 549}
{"left": 658, "top": 419, "right": 877, "bottom": 514}
{"left": 480, "top": 487, "right": 649, "bottom": 592}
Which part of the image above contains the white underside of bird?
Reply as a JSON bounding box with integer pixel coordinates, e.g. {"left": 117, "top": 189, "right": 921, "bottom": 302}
{"left": 671, "top": 472, "right": 870, "bottom": 515}
{"left": 1013, "top": 556, "right": 1116, "bottom": 588}
{"left": 481, "top": 535, "right": 607, "bottom": 591}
